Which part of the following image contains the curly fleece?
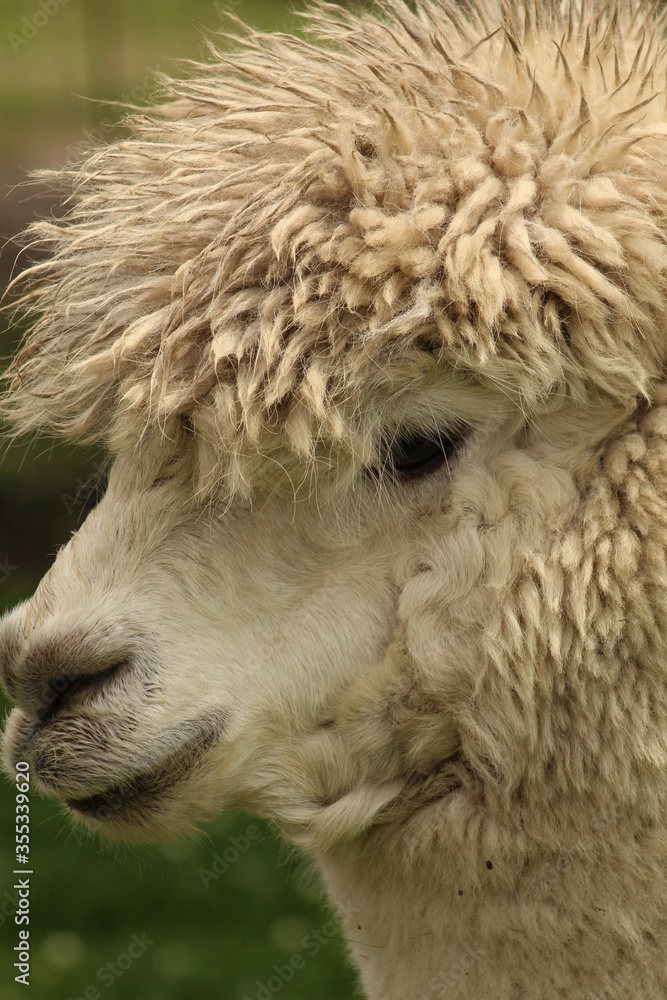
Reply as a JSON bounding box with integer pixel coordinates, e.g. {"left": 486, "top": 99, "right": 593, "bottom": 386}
{"left": 6, "top": 0, "right": 667, "bottom": 496}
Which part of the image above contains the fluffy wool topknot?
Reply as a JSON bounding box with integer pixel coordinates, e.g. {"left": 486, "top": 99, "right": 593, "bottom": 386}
{"left": 5, "top": 0, "right": 667, "bottom": 495}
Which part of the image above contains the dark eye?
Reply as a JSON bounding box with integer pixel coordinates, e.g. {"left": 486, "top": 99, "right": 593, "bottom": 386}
{"left": 379, "top": 427, "right": 466, "bottom": 481}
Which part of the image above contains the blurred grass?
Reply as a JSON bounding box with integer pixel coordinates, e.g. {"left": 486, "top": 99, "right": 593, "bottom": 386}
{"left": 0, "top": 788, "right": 359, "bottom": 1000}
{"left": 0, "top": 0, "right": 312, "bottom": 136}
{"left": 0, "top": 2, "right": 360, "bottom": 998}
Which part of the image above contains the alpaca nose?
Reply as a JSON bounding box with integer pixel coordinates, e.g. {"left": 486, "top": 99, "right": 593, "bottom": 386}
{"left": 4, "top": 655, "right": 126, "bottom": 725}
{"left": 32, "top": 662, "right": 125, "bottom": 723}
{"left": 0, "top": 610, "right": 133, "bottom": 725}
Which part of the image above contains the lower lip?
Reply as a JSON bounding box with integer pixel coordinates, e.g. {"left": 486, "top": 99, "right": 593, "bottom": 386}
{"left": 66, "top": 713, "right": 227, "bottom": 821}
{"left": 9, "top": 709, "right": 226, "bottom": 823}
{"left": 66, "top": 783, "right": 140, "bottom": 821}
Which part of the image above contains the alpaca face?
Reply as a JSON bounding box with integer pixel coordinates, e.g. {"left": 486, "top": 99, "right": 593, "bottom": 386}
{"left": 0, "top": 371, "right": 522, "bottom": 839}
{"left": 1, "top": 365, "right": 649, "bottom": 849}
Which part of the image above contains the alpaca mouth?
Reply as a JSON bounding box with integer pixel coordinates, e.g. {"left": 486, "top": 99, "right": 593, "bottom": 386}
{"left": 2, "top": 704, "right": 226, "bottom": 823}
{"left": 65, "top": 712, "right": 227, "bottom": 824}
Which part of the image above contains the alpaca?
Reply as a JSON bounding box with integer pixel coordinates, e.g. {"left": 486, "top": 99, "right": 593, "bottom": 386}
{"left": 2, "top": 0, "right": 667, "bottom": 996}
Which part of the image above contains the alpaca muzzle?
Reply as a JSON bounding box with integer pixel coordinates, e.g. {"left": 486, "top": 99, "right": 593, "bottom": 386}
{"left": 0, "top": 604, "right": 147, "bottom": 789}
{"left": 0, "top": 609, "right": 137, "bottom": 726}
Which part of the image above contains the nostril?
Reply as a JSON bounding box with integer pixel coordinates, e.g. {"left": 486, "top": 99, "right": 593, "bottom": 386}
{"left": 39, "top": 661, "right": 125, "bottom": 723}
{"left": 41, "top": 673, "right": 88, "bottom": 721}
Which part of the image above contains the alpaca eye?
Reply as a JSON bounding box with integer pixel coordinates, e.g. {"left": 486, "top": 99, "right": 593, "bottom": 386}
{"left": 381, "top": 428, "right": 466, "bottom": 481}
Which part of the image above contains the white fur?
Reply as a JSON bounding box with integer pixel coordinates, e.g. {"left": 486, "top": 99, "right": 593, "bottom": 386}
{"left": 2, "top": 2, "right": 667, "bottom": 997}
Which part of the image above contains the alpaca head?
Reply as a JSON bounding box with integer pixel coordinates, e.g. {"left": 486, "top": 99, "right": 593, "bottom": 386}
{"left": 2, "top": 0, "right": 667, "bottom": 969}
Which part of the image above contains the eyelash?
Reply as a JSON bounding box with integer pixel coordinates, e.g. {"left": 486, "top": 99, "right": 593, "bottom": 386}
{"left": 372, "top": 427, "right": 467, "bottom": 483}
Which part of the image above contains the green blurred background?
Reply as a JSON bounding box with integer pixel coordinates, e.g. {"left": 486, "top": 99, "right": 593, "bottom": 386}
{"left": 0, "top": 2, "right": 360, "bottom": 998}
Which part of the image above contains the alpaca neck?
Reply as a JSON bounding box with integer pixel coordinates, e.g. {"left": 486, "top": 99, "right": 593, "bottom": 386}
{"left": 316, "top": 808, "right": 667, "bottom": 1000}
